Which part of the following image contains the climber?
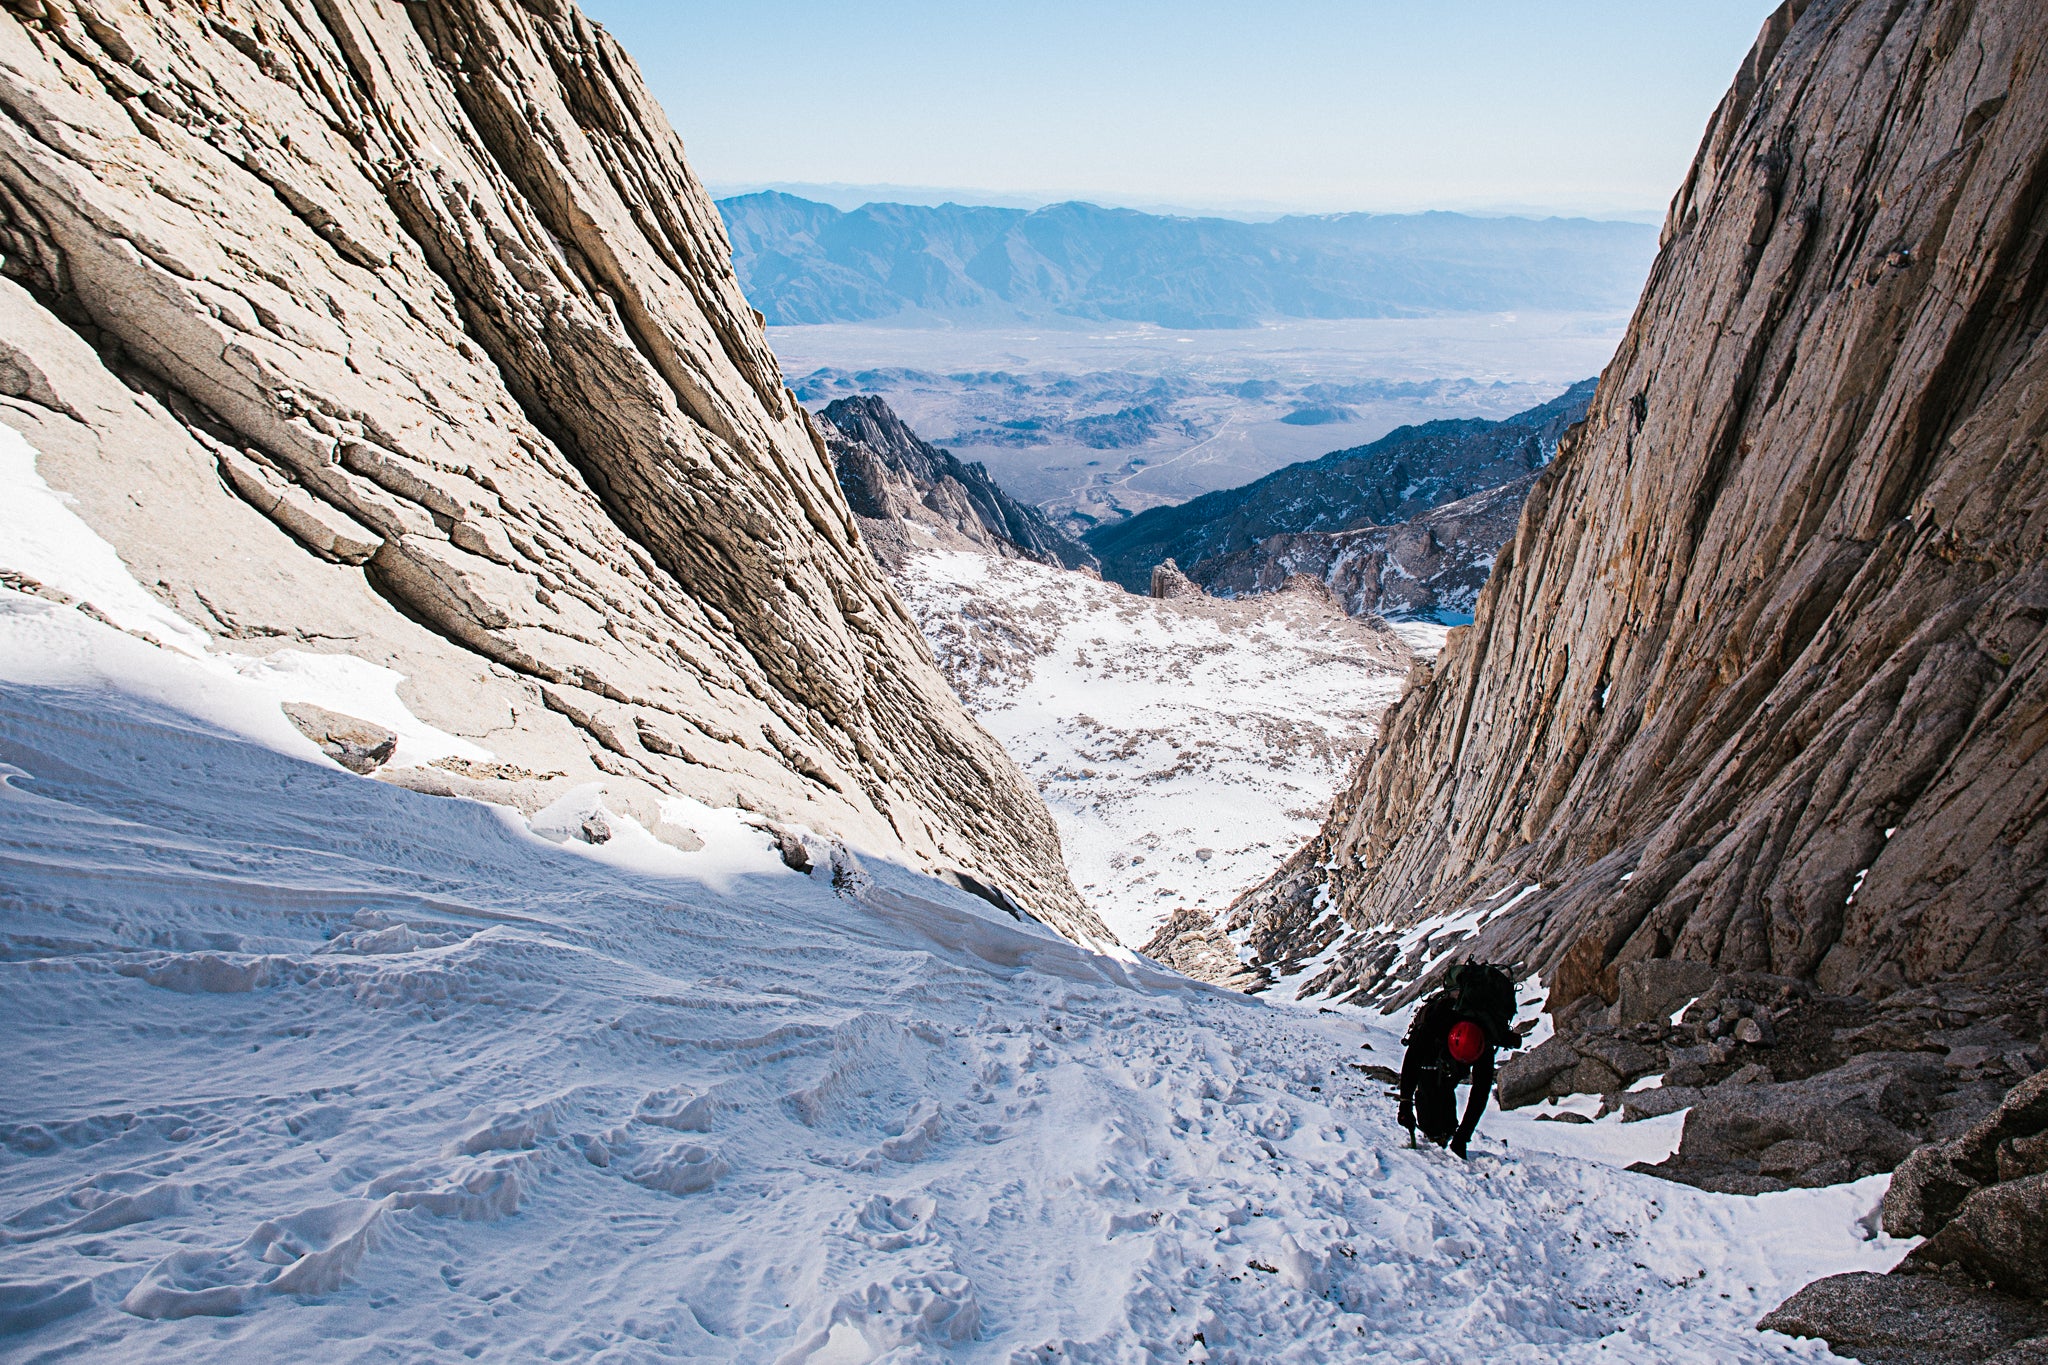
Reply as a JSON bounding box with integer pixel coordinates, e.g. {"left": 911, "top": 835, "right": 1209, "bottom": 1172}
{"left": 1397, "top": 961, "right": 1519, "bottom": 1158}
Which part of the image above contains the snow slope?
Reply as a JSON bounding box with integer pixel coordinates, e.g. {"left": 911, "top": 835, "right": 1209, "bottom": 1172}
{"left": 893, "top": 549, "right": 1406, "bottom": 946}
{"left": 0, "top": 612, "right": 1917, "bottom": 1365}
{"left": 1, "top": 441, "right": 1911, "bottom": 1361}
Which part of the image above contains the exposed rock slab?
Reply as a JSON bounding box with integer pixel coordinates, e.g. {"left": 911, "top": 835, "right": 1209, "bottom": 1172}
{"left": 1231, "top": 0, "right": 2048, "bottom": 1008}
{"left": 0, "top": 0, "right": 1102, "bottom": 941}
{"left": 1759, "top": 1271, "right": 2048, "bottom": 1365}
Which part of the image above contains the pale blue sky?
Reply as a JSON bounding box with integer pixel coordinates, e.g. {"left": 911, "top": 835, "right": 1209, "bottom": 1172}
{"left": 581, "top": 1, "right": 1783, "bottom": 219}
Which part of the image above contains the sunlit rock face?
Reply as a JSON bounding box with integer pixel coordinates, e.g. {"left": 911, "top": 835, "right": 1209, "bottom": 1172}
{"left": 815, "top": 394, "right": 1096, "bottom": 573}
{"left": 1233, "top": 0, "right": 2048, "bottom": 1002}
{"left": 0, "top": 0, "right": 1103, "bottom": 941}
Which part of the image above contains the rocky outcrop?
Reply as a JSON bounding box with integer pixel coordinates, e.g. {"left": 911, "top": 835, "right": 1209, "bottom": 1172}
{"left": 1140, "top": 908, "right": 1270, "bottom": 994}
{"left": 1759, "top": 1272, "right": 2048, "bottom": 1365}
{"left": 816, "top": 394, "right": 1095, "bottom": 571}
{"left": 1889, "top": 1070, "right": 2048, "bottom": 1285}
{"left": 1085, "top": 380, "right": 1593, "bottom": 592}
{"left": 1761, "top": 1069, "right": 2048, "bottom": 1362}
{"left": 1231, "top": 0, "right": 2048, "bottom": 1010}
{"left": 1147, "top": 558, "right": 1204, "bottom": 601}
{"left": 0, "top": 0, "right": 1104, "bottom": 941}
{"left": 1195, "top": 473, "right": 1534, "bottom": 622}
{"left": 281, "top": 703, "right": 398, "bottom": 775}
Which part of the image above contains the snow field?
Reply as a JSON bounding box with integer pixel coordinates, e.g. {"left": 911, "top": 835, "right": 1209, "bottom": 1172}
{"left": 893, "top": 550, "right": 1405, "bottom": 945}
{"left": 0, "top": 432, "right": 1908, "bottom": 1361}
{"left": 0, "top": 627, "right": 1909, "bottom": 1362}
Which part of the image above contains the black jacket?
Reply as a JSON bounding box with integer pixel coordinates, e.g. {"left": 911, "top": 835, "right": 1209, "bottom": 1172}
{"left": 1397, "top": 994, "right": 1497, "bottom": 1142}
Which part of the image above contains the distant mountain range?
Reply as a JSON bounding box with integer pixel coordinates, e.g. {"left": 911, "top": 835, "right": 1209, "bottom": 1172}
{"left": 718, "top": 193, "right": 1657, "bottom": 330}
{"left": 1084, "top": 380, "right": 1597, "bottom": 593}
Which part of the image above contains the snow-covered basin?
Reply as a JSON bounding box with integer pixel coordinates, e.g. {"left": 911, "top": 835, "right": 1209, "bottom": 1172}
{"left": 0, "top": 603, "right": 1914, "bottom": 1362}
{"left": 893, "top": 548, "right": 1406, "bottom": 946}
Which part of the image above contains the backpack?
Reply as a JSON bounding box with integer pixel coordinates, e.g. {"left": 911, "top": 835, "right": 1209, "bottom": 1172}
{"left": 1441, "top": 961, "right": 1517, "bottom": 1048}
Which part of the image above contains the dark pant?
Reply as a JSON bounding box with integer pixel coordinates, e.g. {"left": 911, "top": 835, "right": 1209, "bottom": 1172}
{"left": 1415, "top": 1078, "right": 1458, "bottom": 1144}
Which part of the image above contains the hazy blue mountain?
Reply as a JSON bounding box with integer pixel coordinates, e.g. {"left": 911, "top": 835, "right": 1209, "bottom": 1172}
{"left": 1084, "top": 380, "right": 1597, "bottom": 591}
{"left": 719, "top": 193, "right": 1657, "bottom": 329}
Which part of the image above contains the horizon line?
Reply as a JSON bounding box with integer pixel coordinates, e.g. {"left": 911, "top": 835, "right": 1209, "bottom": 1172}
{"left": 706, "top": 180, "right": 1669, "bottom": 226}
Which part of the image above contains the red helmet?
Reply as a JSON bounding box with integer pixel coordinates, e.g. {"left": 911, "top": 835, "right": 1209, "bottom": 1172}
{"left": 1447, "top": 1020, "right": 1487, "bottom": 1065}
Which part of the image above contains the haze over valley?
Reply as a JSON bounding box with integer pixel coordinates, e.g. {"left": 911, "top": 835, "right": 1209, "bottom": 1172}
{"left": 765, "top": 311, "right": 1622, "bottom": 534}
{"left": 722, "top": 193, "right": 1650, "bottom": 533}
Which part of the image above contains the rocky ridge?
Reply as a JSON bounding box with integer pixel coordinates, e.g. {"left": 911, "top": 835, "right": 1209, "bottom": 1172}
{"left": 1194, "top": 472, "right": 1534, "bottom": 623}
{"left": 0, "top": 0, "right": 1104, "bottom": 941}
{"left": 815, "top": 394, "right": 1096, "bottom": 572}
{"left": 1084, "top": 379, "right": 1594, "bottom": 594}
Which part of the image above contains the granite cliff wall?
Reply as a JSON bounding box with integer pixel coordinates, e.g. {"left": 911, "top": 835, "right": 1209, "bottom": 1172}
{"left": 1232, "top": 0, "right": 2048, "bottom": 1000}
{"left": 0, "top": 0, "right": 1103, "bottom": 940}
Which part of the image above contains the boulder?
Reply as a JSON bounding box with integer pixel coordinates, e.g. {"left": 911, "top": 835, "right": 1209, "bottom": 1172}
{"left": 1757, "top": 1140, "right": 1826, "bottom": 1176}
{"left": 1907, "top": 1173, "right": 2048, "bottom": 1299}
{"left": 1563, "top": 1057, "right": 1626, "bottom": 1097}
{"left": 1574, "top": 1034, "right": 1661, "bottom": 1082}
{"left": 281, "top": 703, "right": 397, "bottom": 774}
{"left": 1617, "top": 959, "right": 1718, "bottom": 1027}
{"left": 1885, "top": 1145, "right": 1984, "bottom": 1238}
{"left": 1955, "top": 1070, "right": 2048, "bottom": 1179}
{"left": 1759, "top": 1271, "right": 2048, "bottom": 1365}
{"left": 1494, "top": 1035, "right": 1582, "bottom": 1108}
{"left": 1638, "top": 1051, "right": 1943, "bottom": 1191}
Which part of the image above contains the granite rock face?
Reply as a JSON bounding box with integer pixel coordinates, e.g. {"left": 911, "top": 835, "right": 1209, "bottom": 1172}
{"left": 1231, "top": 0, "right": 2048, "bottom": 1007}
{"left": 0, "top": 0, "right": 1103, "bottom": 941}
{"left": 1759, "top": 1271, "right": 2048, "bottom": 1365}
{"left": 816, "top": 394, "right": 1095, "bottom": 572}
